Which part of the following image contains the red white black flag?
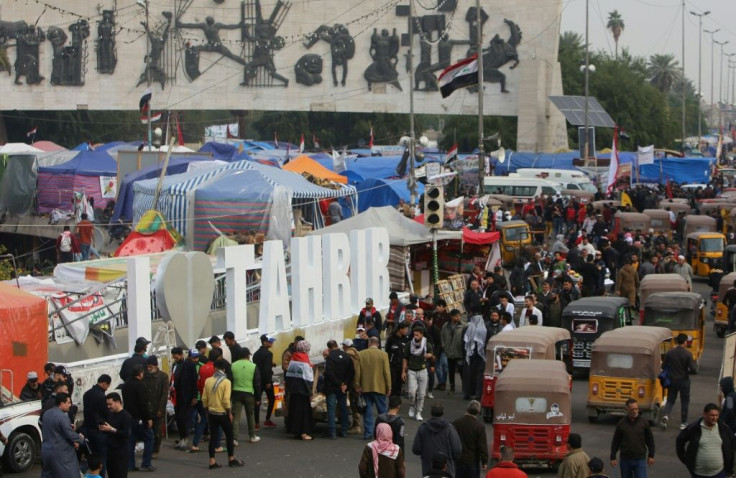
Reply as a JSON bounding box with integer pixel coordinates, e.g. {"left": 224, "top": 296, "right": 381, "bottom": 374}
{"left": 438, "top": 55, "right": 479, "bottom": 99}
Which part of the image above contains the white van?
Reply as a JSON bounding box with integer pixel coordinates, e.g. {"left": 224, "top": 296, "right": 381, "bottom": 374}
{"left": 513, "top": 168, "right": 597, "bottom": 193}
{"left": 482, "top": 176, "right": 562, "bottom": 200}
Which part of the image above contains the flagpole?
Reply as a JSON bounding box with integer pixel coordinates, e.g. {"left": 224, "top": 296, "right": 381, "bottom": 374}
{"left": 408, "top": 0, "right": 417, "bottom": 208}
{"left": 144, "top": 0, "right": 152, "bottom": 151}
{"left": 476, "top": 0, "right": 485, "bottom": 192}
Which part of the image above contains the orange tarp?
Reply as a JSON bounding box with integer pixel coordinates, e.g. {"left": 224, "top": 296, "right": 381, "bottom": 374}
{"left": 283, "top": 155, "right": 348, "bottom": 184}
{"left": 0, "top": 283, "right": 48, "bottom": 399}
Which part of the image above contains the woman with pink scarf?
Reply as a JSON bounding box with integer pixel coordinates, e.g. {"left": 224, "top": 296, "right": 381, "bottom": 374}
{"left": 358, "top": 422, "right": 405, "bottom": 478}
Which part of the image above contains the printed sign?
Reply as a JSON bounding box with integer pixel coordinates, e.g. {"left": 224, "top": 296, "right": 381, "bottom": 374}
{"left": 99, "top": 176, "right": 117, "bottom": 198}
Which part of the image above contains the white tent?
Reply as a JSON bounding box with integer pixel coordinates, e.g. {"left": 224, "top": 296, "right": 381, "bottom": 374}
{"left": 0, "top": 143, "right": 43, "bottom": 154}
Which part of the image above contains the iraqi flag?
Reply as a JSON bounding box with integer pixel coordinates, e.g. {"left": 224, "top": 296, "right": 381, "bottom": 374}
{"left": 606, "top": 126, "right": 619, "bottom": 196}
{"left": 26, "top": 126, "right": 38, "bottom": 138}
{"left": 139, "top": 112, "right": 162, "bottom": 124}
{"left": 299, "top": 133, "right": 305, "bottom": 153}
{"left": 438, "top": 55, "right": 478, "bottom": 99}
{"left": 368, "top": 126, "right": 374, "bottom": 150}
{"left": 444, "top": 143, "right": 458, "bottom": 163}
{"left": 139, "top": 87, "right": 152, "bottom": 113}
{"left": 313, "top": 133, "right": 320, "bottom": 150}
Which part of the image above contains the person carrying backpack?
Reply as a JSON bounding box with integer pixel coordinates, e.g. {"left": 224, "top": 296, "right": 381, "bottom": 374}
{"left": 56, "top": 225, "right": 80, "bottom": 263}
{"left": 719, "top": 376, "right": 736, "bottom": 433}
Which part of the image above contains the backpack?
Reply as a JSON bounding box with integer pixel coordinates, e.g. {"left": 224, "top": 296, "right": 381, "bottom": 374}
{"left": 59, "top": 232, "right": 72, "bottom": 252}
{"left": 722, "top": 392, "right": 736, "bottom": 432}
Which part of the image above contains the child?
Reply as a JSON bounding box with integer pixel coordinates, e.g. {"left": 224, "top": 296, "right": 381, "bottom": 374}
{"left": 84, "top": 455, "right": 103, "bottom": 477}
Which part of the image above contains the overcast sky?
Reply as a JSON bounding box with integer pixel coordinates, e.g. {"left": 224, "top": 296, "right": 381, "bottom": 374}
{"left": 560, "top": 0, "right": 736, "bottom": 105}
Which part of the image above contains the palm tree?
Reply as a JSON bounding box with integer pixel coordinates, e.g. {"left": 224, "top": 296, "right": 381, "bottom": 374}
{"left": 559, "top": 31, "right": 585, "bottom": 59}
{"left": 647, "top": 54, "right": 681, "bottom": 93}
{"left": 607, "top": 10, "right": 625, "bottom": 60}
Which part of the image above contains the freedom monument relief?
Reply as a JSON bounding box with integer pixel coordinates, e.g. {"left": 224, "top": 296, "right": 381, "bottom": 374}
{"left": 0, "top": 0, "right": 567, "bottom": 151}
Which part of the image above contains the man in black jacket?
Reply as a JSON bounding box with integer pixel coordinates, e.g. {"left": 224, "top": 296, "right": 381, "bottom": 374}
{"left": 675, "top": 403, "right": 734, "bottom": 478}
{"left": 375, "top": 395, "right": 406, "bottom": 449}
{"left": 171, "top": 347, "right": 198, "bottom": 450}
{"left": 324, "top": 339, "right": 354, "bottom": 439}
{"left": 122, "top": 366, "right": 155, "bottom": 472}
{"left": 100, "top": 392, "right": 132, "bottom": 478}
{"left": 452, "top": 400, "right": 488, "bottom": 478}
{"left": 119, "top": 337, "right": 150, "bottom": 382}
{"left": 83, "top": 375, "right": 112, "bottom": 473}
{"left": 610, "top": 398, "right": 655, "bottom": 477}
{"left": 385, "top": 322, "right": 409, "bottom": 398}
{"left": 662, "top": 333, "right": 696, "bottom": 431}
{"left": 253, "top": 334, "right": 277, "bottom": 429}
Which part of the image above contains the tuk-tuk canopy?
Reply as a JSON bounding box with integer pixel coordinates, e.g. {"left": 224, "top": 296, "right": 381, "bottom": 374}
{"left": 591, "top": 200, "right": 620, "bottom": 211}
{"left": 591, "top": 326, "right": 670, "bottom": 378}
{"left": 642, "top": 209, "right": 671, "bottom": 231}
{"left": 614, "top": 212, "right": 651, "bottom": 232}
{"left": 659, "top": 202, "right": 691, "bottom": 213}
{"left": 485, "top": 327, "right": 571, "bottom": 374}
{"left": 719, "top": 272, "right": 736, "bottom": 301}
{"left": 643, "top": 292, "right": 703, "bottom": 329}
{"left": 683, "top": 215, "right": 716, "bottom": 230}
{"left": 661, "top": 198, "right": 689, "bottom": 205}
{"left": 562, "top": 297, "right": 629, "bottom": 318}
{"left": 493, "top": 360, "right": 571, "bottom": 425}
{"left": 639, "top": 273, "right": 690, "bottom": 307}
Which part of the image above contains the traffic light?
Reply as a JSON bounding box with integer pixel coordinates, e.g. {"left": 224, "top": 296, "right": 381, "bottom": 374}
{"left": 424, "top": 186, "right": 444, "bottom": 228}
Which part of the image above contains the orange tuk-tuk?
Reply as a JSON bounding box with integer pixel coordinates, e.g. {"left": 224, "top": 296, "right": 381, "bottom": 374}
{"left": 481, "top": 327, "right": 572, "bottom": 423}
{"left": 491, "top": 360, "right": 571, "bottom": 469}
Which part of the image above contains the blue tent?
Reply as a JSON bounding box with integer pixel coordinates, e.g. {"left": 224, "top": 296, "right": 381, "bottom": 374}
{"left": 345, "top": 155, "right": 404, "bottom": 179}
{"left": 638, "top": 157, "right": 715, "bottom": 184}
{"left": 309, "top": 153, "right": 334, "bottom": 171}
{"left": 198, "top": 142, "right": 239, "bottom": 161}
{"left": 38, "top": 149, "right": 116, "bottom": 175}
{"left": 355, "top": 177, "right": 425, "bottom": 212}
{"left": 494, "top": 151, "right": 578, "bottom": 174}
{"left": 37, "top": 150, "right": 117, "bottom": 212}
{"left": 112, "top": 156, "right": 213, "bottom": 222}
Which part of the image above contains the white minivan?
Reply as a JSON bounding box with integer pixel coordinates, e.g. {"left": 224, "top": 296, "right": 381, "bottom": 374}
{"left": 513, "top": 168, "right": 597, "bottom": 193}
{"left": 483, "top": 176, "right": 562, "bottom": 200}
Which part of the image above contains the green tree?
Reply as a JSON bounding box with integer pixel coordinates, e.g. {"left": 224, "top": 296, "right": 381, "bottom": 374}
{"left": 648, "top": 54, "right": 680, "bottom": 93}
{"left": 607, "top": 10, "right": 625, "bottom": 60}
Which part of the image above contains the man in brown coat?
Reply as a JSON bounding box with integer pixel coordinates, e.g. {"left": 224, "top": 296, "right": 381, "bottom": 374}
{"left": 557, "top": 433, "right": 590, "bottom": 478}
{"left": 354, "top": 337, "right": 391, "bottom": 441}
{"left": 342, "top": 338, "right": 362, "bottom": 434}
{"left": 143, "top": 355, "right": 169, "bottom": 456}
{"left": 452, "top": 400, "right": 488, "bottom": 478}
{"left": 615, "top": 256, "right": 639, "bottom": 308}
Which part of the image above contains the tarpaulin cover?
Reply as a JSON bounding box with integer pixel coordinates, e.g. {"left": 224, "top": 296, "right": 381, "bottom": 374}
{"left": 37, "top": 150, "right": 118, "bottom": 213}
{"left": 283, "top": 155, "right": 348, "bottom": 184}
{"left": 0, "top": 143, "right": 43, "bottom": 154}
{"left": 32, "top": 140, "right": 67, "bottom": 152}
{"left": 638, "top": 158, "right": 715, "bottom": 184}
{"left": 114, "top": 210, "right": 184, "bottom": 257}
{"left": 309, "top": 206, "right": 433, "bottom": 246}
{"left": 198, "top": 142, "right": 239, "bottom": 161}
{"left": 112, "top": 156, "right": 213, "bottom": 222}
{"left": 0, "top": 282, "right": 48, "bottom": 399}
{"left": 0, "top": 154, "right": 37, "bottom": 216}
{"left": 192, "top": 169, "right": 275, "bottom": 251}
{"left": 462, "top": 227, "right": 499, "bottom": 245}
{"left": 345, "top": 155, "right": 405, "bottom": 179}
{"left": 355, "top": 177, "right": 425, "bottom": 212}
{"left": 53, "top": 251, "right": 179, "bottom": 282}
{"left": 492, "top": 151, "right": 577, "bottom": 174}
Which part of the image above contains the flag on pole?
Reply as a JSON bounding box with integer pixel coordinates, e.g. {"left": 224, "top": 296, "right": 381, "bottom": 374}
{"left": 226, "top": 125, "right": 237, "bottom": 139}
{"left": 621, "top": 191, "right": 633, "bottom": 208}
{"left": 438, "top": 55, "right": 479, "bottom": 99}
{"left": 274, "top": 132, "right": 279, "bottom": 149}
{"left": 139, "top": 112, "right": 162, "bottom": 124}
{"left": 606, "top": 126, "right": 619, "bottom": 196}
{"left": 368, "top": 126, "right": 374, "bottom": 150}
{"left": 485, "top": 242, "right": 502, "bottom": 271}
{"left": 716, "top": 134, "right": 723, "bottom": 160}
{"left": 637, "top": 145, "right": 654, "bottom": 165}
{"left": 444, "top": 143, "right": 458, "bottom": 163}
{"left": 666, "top": 179, "right": 673, "bottom": 199}
{"left": 299, "top": 133, "right": 305, "bottom": 153}
{"left": 139, "top": 87, "right": 152, "bottom": 112}
{"left": 284, "top": 144, "right": 291, "bottom": 164}
{"left": 26, "top": 127, "right": 38, "bottom": 138}
{"left": 313, "top": 133, "right": 320, "bottom": 150}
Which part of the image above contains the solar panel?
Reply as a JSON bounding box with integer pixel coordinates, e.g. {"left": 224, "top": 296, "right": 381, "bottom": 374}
{"left": 548, "top": 96, "right": 616, "bottom": 128}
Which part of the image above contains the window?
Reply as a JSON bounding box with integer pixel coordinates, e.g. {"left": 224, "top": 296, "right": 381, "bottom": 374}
{"left": 700, "top": 238, "right": 725, "bottom": 253}
{"left": 644, "top": 309, "right": 693, "bottom": 329}
{"left": 580, "top": 183, "right": 598, "bottom": 193}
{"left": 504, "top": 226, "right": 529, "bottom": 242}
{"left": 513, "top": 186, "right": 535, "bottom": 197}
{"left": 566, "top": 183, "right": 581, "bottom": 190}
{"left": 572, "top": 318, "right": 598, "bottom": 333}
{"left": 515, "top": 397, "right": 548, "bottom": 413}
{"left": 606, "top": 353, "right": 634, "bottom": 369}
{"left": 542, "top": 186, "right": 558, "bottom": 196}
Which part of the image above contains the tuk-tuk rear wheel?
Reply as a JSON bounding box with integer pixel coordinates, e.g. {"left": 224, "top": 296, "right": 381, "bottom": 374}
{"left": 482, "top": 407, "right": 494, "bottom": 424}
{"left": 717, "top": 327, "right": 726, "bottom": 338}
{"left": 587, "top": 416, "right": 598, "bottom": 423}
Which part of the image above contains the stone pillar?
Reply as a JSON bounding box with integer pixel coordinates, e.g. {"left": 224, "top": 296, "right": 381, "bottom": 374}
{"left": 127, "top": 256, "right": 152, "bottom": 353}
{"left": 516, "top": 59, "right": 569, "bottom": 152}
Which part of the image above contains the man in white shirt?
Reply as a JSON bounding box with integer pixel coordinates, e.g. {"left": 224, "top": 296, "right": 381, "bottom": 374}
{"left": 500, "top": 313, "right": 514, "bottom": 332}
{"left": 519, "top": 295, "right": 543, "bottom": 326}
{"left": 578, "top": 235, "right": 596, "bottom": 256}
{"left": 497, "top": 295, "right": 515, "bottom": 320}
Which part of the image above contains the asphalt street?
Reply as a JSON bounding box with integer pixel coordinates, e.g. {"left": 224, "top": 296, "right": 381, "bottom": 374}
{"left": 14, "top": 279, "right": 723, "bottom": 477}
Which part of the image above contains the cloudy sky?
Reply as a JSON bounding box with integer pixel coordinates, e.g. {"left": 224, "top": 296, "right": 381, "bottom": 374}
{"left": 560, "top": 0, "right": 736, "bottom": 105}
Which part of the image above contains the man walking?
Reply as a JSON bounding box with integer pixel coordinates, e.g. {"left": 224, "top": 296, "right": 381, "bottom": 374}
{"left": 99, "top": 392, "right": 132, "bottom": 478}
{"left": 453, "top": 400, "right": 488, "bottom": 478}
{"left": 143, "top": 355, "right": 169, "bottom": 457}
{"left": 171, "top": 347, "right": 198, "bottom": 451}
{"left": 661, "top": 333, "right": 696, "bottom": 431}
{"left": 375, "top": 395, "right": 406, "bottom": 449}
{"left": 76, "top": 212, "right": 94, "bottom": 261}
{"left": 122, "top": 366, "right": 155, "bottom": 472}
{"left": 253, "top": 334, "right": 277, "bottom": 430}
{"left": 674, "top": 255, "right": 694, "bottom": 288}
{"left": 412, "top": 402, "right": 462, "bottom": 477}
{"left": 610, "top": 398, "right": 655, "bottom": 478}
{"left": 557, "top": 433, "right": 590, "bottom": 478}
{"left": 55, "top": 225, "right": 80, "bottom": 263}
{"left": 385, "top": 322, "right": 409, "bottom": 398}
{"left": 342, "top": 338, "right": 362, "bottom": 435}
{"left": 41, "top": 392, "right": 85, "bottom": 477}
{"left": 441, "top": 309, "right": 465, "bottom": 395}
{"left": 223, "top": 331, "right": 243, "bottom": 363}
{"left": 231, "top": 347, "right": 261, "bottom": 445}
{"left": 403, "top": 325, "right": 434, "bottom": 422}
{"left": 119, "top": 337, "right": 150, "bottom": 382}
{"left": 202, "top": 359, "right": 244, "bottom": 468}
{"left": 675, "top": 403, "right": 734, "bottom": 478}
{"left": 354, "top": 336, "right": 391, "bottom": 441}
{"left": 83, "top": 375, "right": 111, "bottom": 473}
{"left": 324, "top": 339, "right": 354, "bottom": 439}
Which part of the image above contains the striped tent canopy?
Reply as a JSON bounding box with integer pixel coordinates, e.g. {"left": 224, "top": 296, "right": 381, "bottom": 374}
{"left": 37, "top": 150, "right": 117, "bottom": 213}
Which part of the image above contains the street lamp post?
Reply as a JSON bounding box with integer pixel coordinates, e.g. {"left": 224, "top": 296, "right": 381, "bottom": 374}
{"left": 706, "top": 29, "right": 720, "bottom": 127}
{"left": 690, "top": 10, "right": 710, "bottom": 141}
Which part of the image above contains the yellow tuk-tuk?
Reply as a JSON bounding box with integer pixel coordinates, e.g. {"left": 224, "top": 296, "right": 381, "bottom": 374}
{"left": 586, "top": 326, "right": 672, "bottom": 424}
{"left": 714, "top": 272, "right": 736, "bottom": 337}
{"left": 643, "top": 292, "right": 705, "bottom": 372}
{"left": 683, "top": 215, "right": 717, "bottom": 238}
{"left": 491, "top": 360, "right": 571, "bottom": 469}
{"left": 638, "top": 273, "right": 690, "bottom": 321}
{"left": 686, "top": 232, "right": 726, "bottom": 277}
{"left": 642, "top": 209, "right": 672, "bottom": 238}
{"left": 499, "top": 220, "right": 534, "bottom": 267}
{"left": 482, "top": 327, "right": 572, "bottom": 423}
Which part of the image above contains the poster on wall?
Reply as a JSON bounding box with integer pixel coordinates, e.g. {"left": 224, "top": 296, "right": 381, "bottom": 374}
{"left": 99, "top": 176, "right": 117, "bottom": 198}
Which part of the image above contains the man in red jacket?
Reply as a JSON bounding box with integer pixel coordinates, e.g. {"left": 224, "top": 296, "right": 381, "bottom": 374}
{"left": 485, "top": 446, "right": 527, "bottom": 477}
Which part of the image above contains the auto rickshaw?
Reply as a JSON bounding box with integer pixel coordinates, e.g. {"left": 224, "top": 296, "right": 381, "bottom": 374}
{"left": 591, "top": 200, "right": 620, "bottom": 213}
{"left": 491, "top": 360, "right": 571, "bottom": 470}
{"left": 659, "top": 201, "right": 691, "bottom": 214}
{"left": 642, "top": 292, "right": 705, "bottom": 372}
{"left": 686, "top": 232, "right": 726, "bottom": 276}
{"left": 611, "top": 212, "right": 651, "bottom": 239}
{"left": 481, "top": 327, "right": 572, "bottom": 423}
{"left": 586, "top": 326, "right": 672, "bottom": 424}
{"left": 699, "top": 202, "right": 735, "bottom": 215}
{"left": 638, "top": 273, "right": 690, "bottom": 321}
{"left": 561, "top": 297, "right": 632, "bottom": 371}
{"left": 642, "top": 209, "right": 672, "bottom": 238}
{"left": 714, "top": 272, "right": 736, "bottom": 337}
{"left": 562, "top": 189, "right": 594, "bottom": 204}
{"left": 682, "top": 215, "right": 717, "bottom": 237}
{"left": 498, "top": 220, "right": 534, "bottom": 267}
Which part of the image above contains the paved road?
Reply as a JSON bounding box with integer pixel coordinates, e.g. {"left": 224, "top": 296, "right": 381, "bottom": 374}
{"left": 15, "top": 280, "right": 723, "bottom": 477}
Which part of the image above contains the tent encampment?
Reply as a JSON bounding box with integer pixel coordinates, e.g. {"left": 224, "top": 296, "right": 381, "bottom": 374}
{"left": 283, "top": 155, "right": 348, "bottom": 184}
{"left": 114, "top": 210, "right": 184, "bottom": 257}
{"left": 355, "top": 177, "right": 425, "bottom": 212}
{"left": 37, "top": 150, "right": 117, "bottom": 213}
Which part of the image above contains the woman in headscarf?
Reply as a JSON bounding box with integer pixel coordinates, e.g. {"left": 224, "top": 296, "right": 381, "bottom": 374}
{"left": 358, "top": 422, "right": 405, "bottom": 478}
{"left": 285, "top": 340, "right": 314, "bottom": 440}
{"left": 462, "top": 314, "right": 487, "bottom": 400}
